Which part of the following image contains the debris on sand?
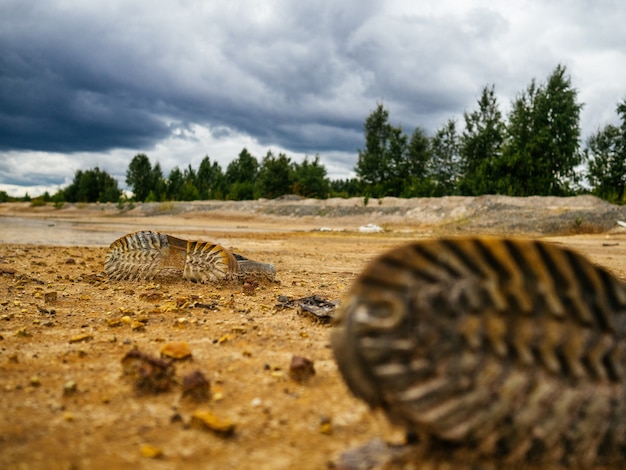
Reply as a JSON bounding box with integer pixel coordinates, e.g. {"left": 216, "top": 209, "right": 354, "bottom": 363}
{"left": 121, "top": 349, "right": 176, "bottom": 394}
{"left": 160, "top": 341, "right": 192, "bottom": 360}
{"left": 181, "top": 370, "right": 211, "bottom": 402}
{"left": 358, "top": 223, "right": 383, "bottom": 233}
{"left": 140, "top": 444, "right": 163, "bottom": 459}
{"left": 69, "top": 333, "right": 93, "bottom": 344}
{"left": 289, "top": 355, "right": 315, "bottom": 383}
{"left": 190, "top": 410, "right": 236, "bottom": 436}
{"left": 275, "top": 294, "right": 338, "bottom": 323}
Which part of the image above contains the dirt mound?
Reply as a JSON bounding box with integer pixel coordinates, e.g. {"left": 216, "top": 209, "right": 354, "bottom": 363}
{"left": 2, "top": 195, "right": 625, "bottom": 237}
{"left": 129, "top": 195, "right": 626, "bottom": 236}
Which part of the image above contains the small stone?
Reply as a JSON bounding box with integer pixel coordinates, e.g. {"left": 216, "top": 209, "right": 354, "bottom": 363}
{"left": 130, "top": 320, "right": 145, "bottom": 331}
{"left": 69, "top": 334, "right": 93, "bottom": 344}
{"left": 44, "top": 291, "right": 57, "bottom": 304}
{"left": 160, "top": 341, "right": 192, "bottom": 360}
{"left": 243, "top": 280, "right": 258, "bottom": 296}
{"left": 289, "top": 355, "right": 316, "bottom": 383}
{"left": 29, "top": 375, "right": 41, "bottom": 387}
{"left": 140, "top": 444, "right": 163, "bottom": 459}
{"left": 320, "top": 416, "right": 333, "bottom": 435}
{"left": 63, "top": 380, "right": 77, "bottom": 395}
{"left": 139, "top": 291, "right": 164, "bottom": 302}
{"left": 15, "top": 327, "right": 30, "bottom": 338}
{"left": 217, "top": 333, "right": 233, "bottom": 344}
{"left": 190, "top": 410, "right": 236, "bottom": 436}
{"left": 121, "top": 349, "right": 176, "bottom": 394}
{"left": 181, "top": 370, "right": 210, "bottom": 401}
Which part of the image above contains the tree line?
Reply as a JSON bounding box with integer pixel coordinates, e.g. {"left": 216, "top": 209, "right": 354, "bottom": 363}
{"left": 4, "top": 63, "right": 625, "bottom": 205}
{"left": 356, "top": 64, "right": 626, "bottom": 201}
{"left": 124, "top": 149, "right": 332, "bottom": 202}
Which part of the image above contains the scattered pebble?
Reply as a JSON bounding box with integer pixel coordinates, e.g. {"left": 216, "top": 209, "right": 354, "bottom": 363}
{"left": 15, "top": 327, "right": 30, "bottom": 338}
{"left": 289, "top": 355, "right": 316, "bottom": 383}
{"left": 63, "top": 380, "right": 77, "bottom": 395}
{"left": 44, "top": 291, "right": 57, "bottom": 303}
{"left": 130, "top": 320, "right": 145, "bottom": 331}
{"left": 243, "top": 280, "right": 258, "bottom": 296}
{"left": 139, "top": 291, "right": 164, "bottom": 302}
{"left": 217, "top": 333, "right": 234, "bottom": 344}
{"left": 69, "top": 334, "right": 93, "bottom": 344}
{"left": 107, "top": 318, "right": 123, "bottom": 328}
{"left": 181, "top": 370, "right": 210, "bottom": 402}
{"left": 140, "top": 444, "right": 163, "bottom": 459}
{"left": 160, "top": 341, "right": 192, "bottom": 360}
{"left": 190, "top": 410, "right": 236, "bottom": 436}
{"left": 121, "top": 349, "right": 176, "bottom": 394}
{"left": 320, "top": 416, "right": 333, "bottom": 435}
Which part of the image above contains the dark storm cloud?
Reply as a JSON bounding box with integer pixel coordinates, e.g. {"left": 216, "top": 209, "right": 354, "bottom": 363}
{"left": 0, "top": 0, "right": 381, "bottom": 155}
{"left": 1, "top": 0, "right": 626, "bottom": 196}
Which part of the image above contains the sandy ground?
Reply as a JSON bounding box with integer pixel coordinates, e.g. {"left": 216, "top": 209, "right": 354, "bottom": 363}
{"left": 2, "top": 200, "right": 626, "bottom": 469}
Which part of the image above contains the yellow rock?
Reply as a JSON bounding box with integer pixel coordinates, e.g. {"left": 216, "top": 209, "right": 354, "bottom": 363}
{"left": 106, "top": 318, "right": 123, "bottom": 327}
{"left": 69, "top": 334, "right": 93, "bottom": 344}
{"left": 218, "top": 333, "right": 234, "bottom": 344}
{"left": 140, "top": 444, "right": 163, "bottom": 459}
{"left": 160, "top": 341, "right": 192, "bottom": 360}
{"left": 191, "top": 410, "right": 236, "bottom": 436}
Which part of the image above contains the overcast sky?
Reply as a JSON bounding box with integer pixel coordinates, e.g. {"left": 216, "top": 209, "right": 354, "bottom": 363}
{"left": 1, "top": 0, "right": 625, "bottom": 197}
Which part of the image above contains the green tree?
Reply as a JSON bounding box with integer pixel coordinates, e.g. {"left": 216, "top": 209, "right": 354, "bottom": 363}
{"left": 585, "top": 100, "right": 626, "bottom": 203}
{"left": 179, "top": 180, "right": 200, "bottom": 201}
{"left": 292, "top": 155, "right": 330, "bottom": 198}
{"left": 177, "top": 164, "right": 200, "bottom": 201}
{"left": 355, "top": 103, "right": 392, "bottom": 197}
{"left": 151, "top": 162, "right": 166, "bottom": 201}
{"left": 225, "top": 148, "right": 259, "bottom": 200}
{"left": 126, "top": 154, "right": 157, "bottom": 201}
{"left": 166, "top": 166, "right": 184, "bottom": 200}
{"left": 329, "top": 178, "right": 360, "bottom": 198}
{"left": 402, "top": 127, "right": 434, "bottom": 196}
{"left": 500, "top": 64, "right": 582, "bottom": 195}
{"left": 257, "top": 151, "right": 294, "bottom": 199}
{"left": 197, "top": 156, "right": 225, "bottom": 200}
{"left": 355, "top": 103, "right": 413, "bottom": 197}
{"left": 429, "top": 119, "right": 461, "bottom": 196}
{"left": 458, "top": 85, "right": 505, "bottom": 195}
{"left": 64, "top": 167, "right": 121, "bottom": 202}
{"left": 386, "top": 126, "right": 411, "bottom": 196}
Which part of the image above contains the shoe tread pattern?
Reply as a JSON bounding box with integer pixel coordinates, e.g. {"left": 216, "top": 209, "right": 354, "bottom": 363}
{"left": 331, "top": 238, "right": 626, "bottom": 468}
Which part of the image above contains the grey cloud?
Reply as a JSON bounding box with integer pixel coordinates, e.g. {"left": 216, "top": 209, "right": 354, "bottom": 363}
{"left": 1, "top": 0, "right": 626, "bottom": 195}
{"left": 0, "top": 1, "right": 385, "bottom": 155}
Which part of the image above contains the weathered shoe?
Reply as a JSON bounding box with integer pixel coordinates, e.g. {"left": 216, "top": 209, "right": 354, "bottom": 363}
{"left": 331, "top": 237, "right": 626, "bottom": 468}
{"left": 105, "top": 230, "right": 275, "bottom": 282}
